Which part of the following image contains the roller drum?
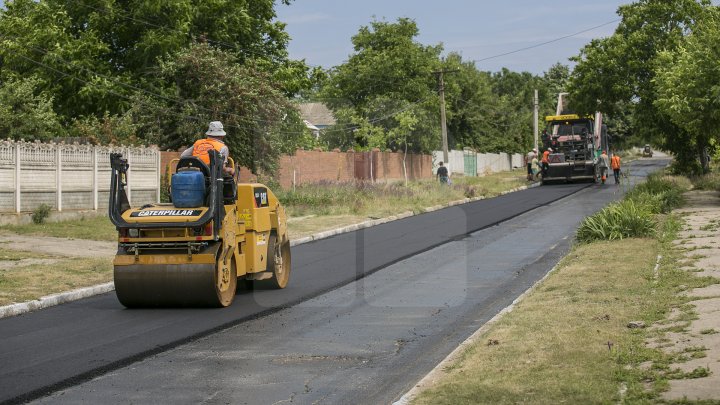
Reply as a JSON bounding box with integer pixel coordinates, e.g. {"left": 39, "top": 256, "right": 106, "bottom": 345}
{"left": 114, "top": 243, "right": 236, "bottom": 308}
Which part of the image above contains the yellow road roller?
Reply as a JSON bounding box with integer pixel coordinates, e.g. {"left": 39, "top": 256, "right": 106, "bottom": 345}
{"left": 109, "top": 151, "right": 291, "bottom": 307}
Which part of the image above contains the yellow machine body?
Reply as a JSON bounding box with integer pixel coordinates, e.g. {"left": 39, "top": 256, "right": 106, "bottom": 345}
{"left": 112, "top": 179, "right": 291, "bottom": 307}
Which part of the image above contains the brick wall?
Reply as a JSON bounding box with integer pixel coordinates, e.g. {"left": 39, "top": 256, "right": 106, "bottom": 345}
{"left": 161, "top": 149, "right": 433, "bottom": 189}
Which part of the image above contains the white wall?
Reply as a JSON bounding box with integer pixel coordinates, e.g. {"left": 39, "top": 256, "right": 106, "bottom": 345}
{"left": 0, "top": 140, "right": 160, "bottom": 213}
{"left": 432, "top": 150, "right": 524, "bottom": 176}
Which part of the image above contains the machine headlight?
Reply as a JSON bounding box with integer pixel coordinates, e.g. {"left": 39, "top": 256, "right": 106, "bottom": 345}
{"left": 128, "top": 229, "right": 139, "bottom": 238}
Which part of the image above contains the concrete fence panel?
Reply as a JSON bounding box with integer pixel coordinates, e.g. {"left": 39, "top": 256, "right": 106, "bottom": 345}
{"left": 0, "top": 140, "right": 160, "bottom": 213}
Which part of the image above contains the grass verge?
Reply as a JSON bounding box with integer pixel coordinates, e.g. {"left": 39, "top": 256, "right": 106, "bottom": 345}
{"left": 0, "top": 215, "right": 117, "bottom": 241}
{"left": 413, "top": 214, "right": 717, "bottom": 404}
{"left": 0, "top": 247, "right": 112, "bottom": 306}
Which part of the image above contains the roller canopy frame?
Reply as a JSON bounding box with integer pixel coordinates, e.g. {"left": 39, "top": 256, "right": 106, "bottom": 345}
{"left": 109, "top": 150, "right": 226, "bottom": 238}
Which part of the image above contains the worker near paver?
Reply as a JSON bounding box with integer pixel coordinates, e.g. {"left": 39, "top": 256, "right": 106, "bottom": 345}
{"left": 526, "top": 148, "right": 537, "bottom": 181}
{"left": 611, "top": 151, "right": 622, "bottom": 184}
{"left": 599, "top": 150, "right": 610, "bottom": 184}
{"left": 437, "top": 161, "right": 449, "bottom": 184}
{"left": 541, "top": 148, "right": 551, "bottom": 177}
{"left": 181, "top": 121, "right": 235, "bottom": 175}
{"left": 531, "top": 154, "right": 540, "bottom": 180}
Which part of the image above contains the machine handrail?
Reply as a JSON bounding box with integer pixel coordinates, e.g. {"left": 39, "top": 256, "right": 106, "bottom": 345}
{"left": 109, "top": 150, "right": 224, "bottom": 237}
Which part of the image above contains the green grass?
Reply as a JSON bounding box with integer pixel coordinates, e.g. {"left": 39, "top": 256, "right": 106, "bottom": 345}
{"left": 0, "top": 215, "right": 117, "bottom": 241}
{"left": 279, "top": 169, "right": 530, "bottom": 219}
{"left": 0, "top": 247, "right": 112, "bottom": 305}
{"left": 577, "top": 174, "right": 690, "bottom": 244}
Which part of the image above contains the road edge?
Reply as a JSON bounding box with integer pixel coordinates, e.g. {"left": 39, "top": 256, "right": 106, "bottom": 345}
{"left": 0, "top": 182, "right": 540, "bottom": 319}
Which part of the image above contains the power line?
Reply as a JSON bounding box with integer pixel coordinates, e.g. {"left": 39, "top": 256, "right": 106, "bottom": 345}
{"left": 471, "top": 19, "right": 620, "bottom": 64}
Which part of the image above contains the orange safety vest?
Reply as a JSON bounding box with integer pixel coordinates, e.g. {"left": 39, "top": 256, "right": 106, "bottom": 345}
{"left": 542, "top": 150, "right": 550, "bottom": 164}
{"left": 192, "top": 138, "right": 226, "bottom": 165}
{"left": 611, "top": 155, "right": 621, "bottom": 170}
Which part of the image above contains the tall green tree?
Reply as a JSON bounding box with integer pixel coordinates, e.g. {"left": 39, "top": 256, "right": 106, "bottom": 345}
{"left": 654, "top": 6, "right": 720, "bottom": 168}
{"left": 147, "top": 43, "right": 305, "bottom": 173}
{"left": 568, "top": 0, "right": 713, "bottom": 172}
{"left": 0, "top": 0, "right": 308, "bottom": 124}
{"left": 320, "top": 18, "right": 442, "bottom": 153}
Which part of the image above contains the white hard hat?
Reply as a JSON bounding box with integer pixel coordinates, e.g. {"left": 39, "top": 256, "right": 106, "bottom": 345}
{"left": 206, "top": 121, "right": 226, "bottom": 137}
{"left": 548, "top": 148, "right": 553, "bottom": 152}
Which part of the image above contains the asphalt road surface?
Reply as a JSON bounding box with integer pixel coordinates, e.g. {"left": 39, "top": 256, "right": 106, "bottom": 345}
{"left": 0, "top": 158, "right": 668, "bottom": 404}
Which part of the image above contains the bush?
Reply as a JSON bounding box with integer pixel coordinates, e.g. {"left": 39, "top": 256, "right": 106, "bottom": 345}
{"left": 577, "top": 199, "right": 656, "bottom": 244}
{"left": 31, "top": 204, "right": 51, "bottom": 224}
{"left": 626, "top": 175, "right": 687, "bottom": 213}
{"left": 690, "top": 172, "right": 720, "bottom": 191}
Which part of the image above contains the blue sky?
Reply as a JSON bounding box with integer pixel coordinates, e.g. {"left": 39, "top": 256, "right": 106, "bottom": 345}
{"left": 275, "top": 0, "right": 630, "bottom": 75}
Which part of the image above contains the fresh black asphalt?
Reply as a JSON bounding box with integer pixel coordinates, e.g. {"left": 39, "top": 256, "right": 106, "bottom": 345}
{"left": 0, "top": 159, "right": 665, "bottom": 403}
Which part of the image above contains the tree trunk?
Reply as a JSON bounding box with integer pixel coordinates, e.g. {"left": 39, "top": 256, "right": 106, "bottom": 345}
{"left": 699, "top": 143, "right": 710, "bottom": 174}
{"left": 403, "top": 142, "right": 408, "bottom": 186}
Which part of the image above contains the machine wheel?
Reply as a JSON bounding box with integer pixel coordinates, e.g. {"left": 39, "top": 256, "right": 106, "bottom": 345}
{"left": 260, "top": 234, "right": 291, "bottom": 289}
{"left": 214, "top": 252, "right": 237, "bottom": 307}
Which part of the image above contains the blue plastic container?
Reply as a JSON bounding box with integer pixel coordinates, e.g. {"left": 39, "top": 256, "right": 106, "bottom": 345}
{"left": 171, "top": 171, "right": 206, "bottom": 208}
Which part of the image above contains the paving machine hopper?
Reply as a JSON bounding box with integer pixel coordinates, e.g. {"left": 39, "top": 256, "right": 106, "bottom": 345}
{"left": 109, "top": 151, "right": 290, "bottom": 307}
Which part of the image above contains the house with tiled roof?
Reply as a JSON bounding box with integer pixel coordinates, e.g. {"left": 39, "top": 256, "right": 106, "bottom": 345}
{"left": 297, "top": 103, "right": 336, "bottom": 138}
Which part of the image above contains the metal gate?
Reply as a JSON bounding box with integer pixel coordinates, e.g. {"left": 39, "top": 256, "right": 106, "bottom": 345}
{"left": 463, "top": 150, "right": 477, "bottom": 177}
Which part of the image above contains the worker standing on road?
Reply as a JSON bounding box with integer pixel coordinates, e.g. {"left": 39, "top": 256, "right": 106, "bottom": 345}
{"left": 599, "top": 150, "right": 610, "bottom": 184}
{"left": 541, "top": 148, "right": 551, "bottom": 177}
{"left": 526, "top": 148, "right": 537, "bottom": 181}
{"left": 611, "top": 151, "right": 622, "bottom": 184}
{"left": 437, "top": 161, "right": 449, "bottom": 184}
{"left": 181, "top": 121, "right": 235, "bottom": 175}
{"left": 531, "top": 154, "right": 540, "bottom": 180}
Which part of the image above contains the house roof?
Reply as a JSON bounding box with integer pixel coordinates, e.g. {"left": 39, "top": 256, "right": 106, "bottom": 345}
{"left": 297, "top": 103, "right": 336, "bottom": 127}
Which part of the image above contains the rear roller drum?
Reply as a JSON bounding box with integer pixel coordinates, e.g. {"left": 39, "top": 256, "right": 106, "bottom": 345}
{"left": 214, "top": 252, "right": 237, "bottom": 307}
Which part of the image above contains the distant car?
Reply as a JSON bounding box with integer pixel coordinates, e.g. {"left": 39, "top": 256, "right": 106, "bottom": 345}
{"left": 642, "top": 145, "right": 653, "bottom": 157}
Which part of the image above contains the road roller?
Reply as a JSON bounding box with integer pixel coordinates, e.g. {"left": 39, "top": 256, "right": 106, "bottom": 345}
{"left": 108, "top": 151, "right": 291, "bottom": 308}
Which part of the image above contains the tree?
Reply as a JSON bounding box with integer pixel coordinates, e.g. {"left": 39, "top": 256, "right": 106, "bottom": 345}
{"left": 0, "top": 76, "right": 64, "bottom": 141}
{"left": 654, "top": 7, "right": 720, "bottom": 172}
{"left": 145, "top": 43, "right": 305, "bottom": 173}
{"left": 0, "top": 0, "right": 310, "bottom": 124}
{"left": 568, "top": 0, "right": 713, "bottom": 172}
{"left": 320, "top": 18, "right": 442, "bottom": 153}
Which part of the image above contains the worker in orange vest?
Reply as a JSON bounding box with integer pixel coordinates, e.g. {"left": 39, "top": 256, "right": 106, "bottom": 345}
{"left": 181, "top": 121, "right": 235, "bottom": 175}
{"left": 541, "top": 148, "right": 552, "bottom": 177}
{"left": 611, "top": 151, "right": 622, "bottom": 184}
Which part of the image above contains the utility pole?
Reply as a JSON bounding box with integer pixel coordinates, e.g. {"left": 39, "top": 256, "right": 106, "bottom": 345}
{"left": 434, "top": 69, "right": 459, "bottom": 164}
{"left": 533, "top": 89, "right": 539, "bottom": 152}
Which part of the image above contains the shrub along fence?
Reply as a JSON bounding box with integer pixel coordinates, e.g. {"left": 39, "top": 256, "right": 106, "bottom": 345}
{"left": 0, "top": 139, "right": 160, "bottom": 213}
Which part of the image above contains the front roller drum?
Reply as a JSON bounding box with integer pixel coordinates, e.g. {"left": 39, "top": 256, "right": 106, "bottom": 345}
{"left": 114, "top": 244, "right": 237, "bottom": 308}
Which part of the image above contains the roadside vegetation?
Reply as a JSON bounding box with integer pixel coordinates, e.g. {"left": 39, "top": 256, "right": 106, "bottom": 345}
{"left": 0, "top": 247, "right": 111, "bottom": 306}
{"left": 413, "top": 171, "right": 720, "bottom": 404}
{"left": 280, "top": 169, "right": 530, "bottom": 238}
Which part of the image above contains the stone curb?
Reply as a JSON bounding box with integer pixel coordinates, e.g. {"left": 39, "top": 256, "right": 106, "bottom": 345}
{"left": 0, "top": 282, "right": 115, "bottom": 319}
{"left": 0, "top": 182, "right": 541, "bottom": 319}
{"left": 393, "top": 238, "right": 563, "bottom": 405}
